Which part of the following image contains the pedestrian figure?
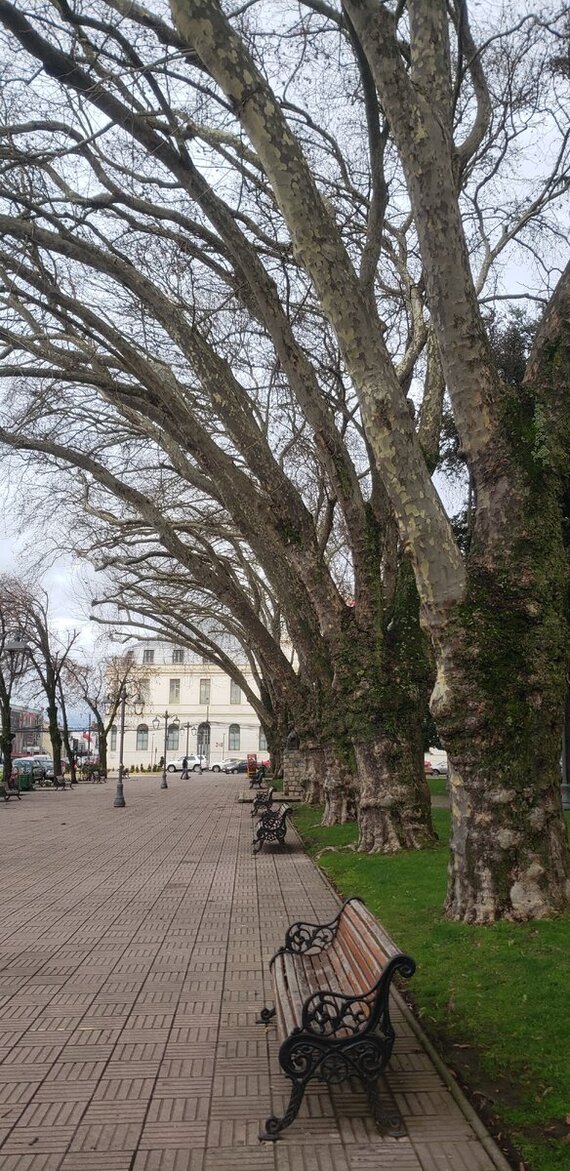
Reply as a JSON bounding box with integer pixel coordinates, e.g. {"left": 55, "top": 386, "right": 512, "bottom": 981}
{"left": 181, "top": 755, "right": 189, "bottom": 779}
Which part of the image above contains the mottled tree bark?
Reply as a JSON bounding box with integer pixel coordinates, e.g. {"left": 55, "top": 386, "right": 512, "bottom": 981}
{"left": 433, "top": 599, "right": 569, "bottom": 922}
{"left": 321, "top": 745, "right": 357, "bottom": 825}
{"left": 301, "top": 746, "right": 325, "bottom": 805}
{"left": 356, "top": 732, "right": 434, "bottom": 853}
{"left": 430, "top": 290, "right": 570, "bottom": 919}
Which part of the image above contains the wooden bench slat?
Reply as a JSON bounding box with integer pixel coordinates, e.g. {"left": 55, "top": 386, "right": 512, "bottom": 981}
{"left": 345, "top": 900, "right": 402, "bottom": 959}
{"left": 335, "top": 928, "right": 385, "bottom": 993}
{"left": 273, "top": 957, "right": 297, "bottom": 1036}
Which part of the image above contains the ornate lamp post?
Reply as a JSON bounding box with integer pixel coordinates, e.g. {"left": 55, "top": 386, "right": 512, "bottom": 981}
{"left": 105, "top": 685, "right": 144, "bottom": 810}
{"left": 113, "top": 685, "right": 128, "bottom": 809}
{"left": 181, "top": 721, "right": 197, "bottom": 759}
{"left": 152, "top": 712, "right": 180, "bottom": 789}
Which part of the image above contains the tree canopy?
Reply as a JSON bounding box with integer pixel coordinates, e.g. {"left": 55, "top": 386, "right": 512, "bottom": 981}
{"left": 0, "top": 0, "right": 568, "bottom": 921}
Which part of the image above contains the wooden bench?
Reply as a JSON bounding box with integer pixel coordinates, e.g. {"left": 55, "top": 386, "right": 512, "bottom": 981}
{"left": 251, "top": 786, "right": 274, "bottom": 818}
{"left": 257, "top": 897, "right": 415, "bottom": 1141}
{"left": 2, "top": 779, "right": 21, "bottom": 802}
{"left": 249, "top": 767, "right": 267, "bottom": 789}
{"left": 253, "top": 802, "right": 291, "bottom": 853}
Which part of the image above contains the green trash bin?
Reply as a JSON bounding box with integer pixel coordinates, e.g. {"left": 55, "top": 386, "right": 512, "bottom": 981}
{"left": 12, "top": 762, "right": 34, "bottom": 792}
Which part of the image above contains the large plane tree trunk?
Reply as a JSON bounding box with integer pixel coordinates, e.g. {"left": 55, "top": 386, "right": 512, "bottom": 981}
{"left": 321, "top": 564, "right": 436, "bottom": 848}
{"left": 355, "top": 731, "right": 433, "bottom": 853}
{"left": 431, "top": 307, "right": 570, "bottom": 920}
{"left": 433, "top": 579, "right": 568, "bottom": 922}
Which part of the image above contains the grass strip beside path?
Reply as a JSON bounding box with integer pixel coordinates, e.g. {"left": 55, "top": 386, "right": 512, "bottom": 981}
{"left": 292, "top": 804, "right": 570, "bottom": 1171}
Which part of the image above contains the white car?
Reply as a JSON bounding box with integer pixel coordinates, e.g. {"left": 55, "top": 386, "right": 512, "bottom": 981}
{"left": 166, "top": 754, "right": 207, "bottom": 773}
{"left": 209, "top": 758, "right": 248, "bottom": 774}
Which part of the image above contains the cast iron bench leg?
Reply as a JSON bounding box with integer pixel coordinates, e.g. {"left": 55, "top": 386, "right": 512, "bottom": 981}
{"left": 259, "top": 1077, "right": 306, "bottom": 1142}
{"left": 366, "top": 1077, "right": 406, "bottom": 1137}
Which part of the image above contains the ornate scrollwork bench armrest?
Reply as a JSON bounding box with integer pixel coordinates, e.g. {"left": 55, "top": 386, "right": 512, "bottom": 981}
{"left": 270, "top": 897, "right": 364, "bottom": 966}
{"left": 298, "top": 953, "right": 416, "bottom": 1038}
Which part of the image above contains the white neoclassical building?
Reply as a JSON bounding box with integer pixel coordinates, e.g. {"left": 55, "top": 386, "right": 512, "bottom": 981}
{"left": 106, "top": 640, "right": 267, "bottom": 771}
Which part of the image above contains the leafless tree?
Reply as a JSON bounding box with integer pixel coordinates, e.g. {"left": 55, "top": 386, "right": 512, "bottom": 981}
{"left": 1, "top": 581, "right": 79, "bottom": 776}
{"left": 0, "top": 1, "right": 567, "bottom": 918}
{"left": 65, "top": 649, "right": 148, "bottom": 778}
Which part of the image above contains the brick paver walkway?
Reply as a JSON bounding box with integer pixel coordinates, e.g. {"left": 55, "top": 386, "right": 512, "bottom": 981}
{"left": 0, "top": 776, "right": 506, "bottom": 1171}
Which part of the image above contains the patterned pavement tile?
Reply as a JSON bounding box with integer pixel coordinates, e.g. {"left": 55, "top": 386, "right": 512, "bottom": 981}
{"left": 0, "top": 1156, "right": 65, "bottom": 1171}
{"left": 132, "top": 1151, "right": 204, "bottom": 1171}
{"left": 1, "top": 1125, "right": 77, "bottom": 1152}
{"left": 0, "top": 776, "right": 508, "bottom": 1171}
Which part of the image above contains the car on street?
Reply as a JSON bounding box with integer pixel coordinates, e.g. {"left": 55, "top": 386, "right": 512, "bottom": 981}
{"left": 11, "top": 757, "right": 49, "bottom": 784}
{"left": 166, "top": 754, "right": 207, "bottom": 773}
{"left": 208, "top": 758, "right": 248, "bottom": 774}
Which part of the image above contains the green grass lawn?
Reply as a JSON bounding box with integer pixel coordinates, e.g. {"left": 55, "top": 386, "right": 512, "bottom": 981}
{"left": 292, "top": 804, "right": 570, "bottom": 1171}
{"left": 427, "top": 775, "right": 448, "bottom": 797}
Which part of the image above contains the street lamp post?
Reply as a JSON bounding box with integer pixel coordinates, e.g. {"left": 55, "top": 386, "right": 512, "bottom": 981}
{"left": 105, "top": 685, "right": 144, "bottom": 810}
{"left": 113, "top": 685, "right": 127, "bottom": 809}
{"left": 198, "top": 702, "right": 210, "bottom": 774}
{"left": 181, "top": 721, "right": 197, "bottom": 761}
{"left": 152, "top": 712, "right": 180, "bottom": 789}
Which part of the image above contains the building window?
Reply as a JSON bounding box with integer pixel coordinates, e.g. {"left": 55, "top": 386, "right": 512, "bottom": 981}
{"left": 228, "top": 724, "right": 240, "bottom": 751}
{"left": 110, "top": 725, "right": 117, "bottom": 752}
{"left": 172, "top": 648, "right": 184, "bottom": 664}
{"left": 199, "top": 678, "right": 211, "bottom": 705}
{"left": 230, "top": 680, "right": 241, "bottom": 705}
{"left": 167, "top": 724, "right": 179, "bottom": 751}
{"left": 259, "top": 727, "right": 268, "bottom": 751}
{"left": 143, "top": 648, "right": 155, "bottom": 664}
{"left": 197, "top": 721, "right": 210, "bottom": 758}
{"left": 136, "top": 723, "right": 149, "bottom": 751}
{"left": 169, "top": 678, "right": 181, "bottom": 704}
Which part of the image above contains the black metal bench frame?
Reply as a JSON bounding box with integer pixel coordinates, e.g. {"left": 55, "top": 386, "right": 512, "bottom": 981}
{"left": 252, "top": 802, "right": 291, "bottom": 853}
{"left": 2, "top": 780, "right": 21, "bottom": 802}
{"left": 251, "top": 786, "right": 274, "bottom": 818}
{"left": 257, "top": 897, "right": 415, "bottom": 1142}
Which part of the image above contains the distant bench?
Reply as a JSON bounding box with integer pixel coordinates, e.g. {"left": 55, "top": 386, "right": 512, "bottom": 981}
{"left": 251, "top": 786, "right": 274, "bottom": 818}
{"left": 257, "top": 897, "right": 415, "bottom": 1141}
{"left": 1, "top": 780, "right": 21, "bottom": 802}
{"left": 253, "top": 802, "right": 291, "bottom": 853}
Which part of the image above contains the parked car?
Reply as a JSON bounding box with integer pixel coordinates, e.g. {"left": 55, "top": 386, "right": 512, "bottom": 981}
{"left": 32, "top": 755, "right": 54, "bottom": 776}
{"left": 11, "top": 757, "right": 48, "bottom": 784}
{"left": 426, "top": 749, "right": 448, "bottom": 776}
{"left": 166, "top": 754, "right": 207, "bottom": 773}
{"left": 210, "top": 758, "right": 240, "bottom": 773}
{"left": 430, "top": 762, "right": 449, "bottom": 777}
{"left": 213, "top": 758, "right": 248, "bottom": 774}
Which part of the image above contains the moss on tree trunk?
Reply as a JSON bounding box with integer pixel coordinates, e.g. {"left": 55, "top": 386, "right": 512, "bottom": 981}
{"left": 432, "top": 335, "right": 570, "bottom": 920}
{"left": 321, "top": 745, "right": 356, "bottom": 824}
{"left": 356, "top": 730, "right": 435, "bottom": 852}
